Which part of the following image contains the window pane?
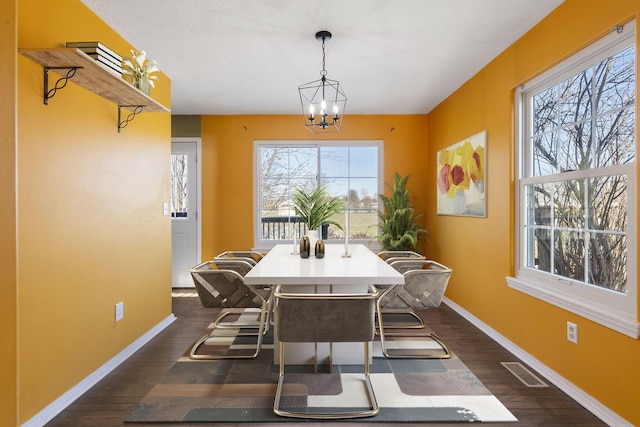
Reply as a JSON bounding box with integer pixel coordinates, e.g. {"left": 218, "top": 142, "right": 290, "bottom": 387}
{"left": 322, "top": 178, "right": 348, "bottom": 199}
{"left": 557, "top": 122, "right": 592, "bottom": 172}
{"left": 533, "top": 86, "right": 557, "bottom": 135}
{"left": 314, "top": 179, "right": 346, "bottom": 238}
{"left": 587, "top": 175, "right": 627, "bottom": 232}
{"left": 596, "top": 45, "right": 635, "bottom": 115}
{"left": 554, "top": 180, "right": 585, "bottom": 229}
{"left": 532, "top": 133, "right": 558, "bottom": 176}
{"left": 554, "top": 230, "right": 585, "bottom": 281}
{"left": 350, "top": 146, "right": 378, "bottom": 177}
{"left": 525, "top": 183, "right": 552, "bottom": 226}
{"left": 526, "top": 227, "right": 551, "bottom": 272}
{"left": 321, "top": 146, "right": 348, "bottom": 178}
{"left": 349, "top": 178, "right": 378, "bottom": 210}
{"left": 595, "top": 109, "right": 635, "bottom": 167}
{"left": 349, "top": 177, "right": 378, "bottom": 240}
{"left": 559, "top": 69, "right": 592, "bottom": 126}
{"left": 588, "top": 232, "right": 627, "bottom": 293}
{"left": 290, "top": 148, "right": 317, "bottom": 177}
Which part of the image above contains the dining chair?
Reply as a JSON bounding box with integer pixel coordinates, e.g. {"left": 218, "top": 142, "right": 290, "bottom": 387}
{"left": 273, "top": 284, "right": 380, "bottom": 419}
{"left": 189, "top": 259, "right": 273, "bottom": 359}
{"left": 376, "top": 251, "right": 427, "bottom": 329}
{"left": 377, "top": 259, "right": 453, "bottom": 359}
{"left": 215, "top": 250, "right": 264, "bottom": 264}
{"left": 210, "top": 256, "right": 256, "bottom": 276}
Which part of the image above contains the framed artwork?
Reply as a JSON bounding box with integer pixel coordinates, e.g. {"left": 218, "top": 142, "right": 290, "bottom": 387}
{"left": 437, "top": 130, "right": 487, "bottom": 217}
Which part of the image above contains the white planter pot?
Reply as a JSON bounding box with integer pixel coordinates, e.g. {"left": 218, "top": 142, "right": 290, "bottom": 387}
{"left": 306, "top": 230, "right": 319, "bottom": 256}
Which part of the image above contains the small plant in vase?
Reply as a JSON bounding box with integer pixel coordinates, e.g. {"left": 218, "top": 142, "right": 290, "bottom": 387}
{"left": 292, "top": 185, "right": 344, "bottom": 256}
{"left": 122, "top": 49, "right": 159, "bottom": 95}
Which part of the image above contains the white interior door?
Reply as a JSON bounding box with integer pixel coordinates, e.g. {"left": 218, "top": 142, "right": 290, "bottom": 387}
{"left": 171, "top": 139, "right": 201, "bottom": 288}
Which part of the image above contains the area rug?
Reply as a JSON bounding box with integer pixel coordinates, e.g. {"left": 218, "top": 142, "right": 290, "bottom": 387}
{"left": 126, "top": 313, "right": 517, "bottom": 423}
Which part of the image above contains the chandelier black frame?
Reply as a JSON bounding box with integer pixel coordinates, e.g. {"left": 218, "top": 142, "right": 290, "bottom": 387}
{"left": 298, "top": 30, "right": 347, "bottom": 133}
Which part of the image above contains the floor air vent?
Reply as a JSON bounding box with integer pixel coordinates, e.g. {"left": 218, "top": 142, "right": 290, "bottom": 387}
{"left": 501, "top": 362, "right": 548, "bottom": 387}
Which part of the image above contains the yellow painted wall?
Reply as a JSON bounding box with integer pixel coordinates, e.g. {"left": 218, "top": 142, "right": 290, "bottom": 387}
{"left": 427, "top": 0, "right": 640, "bottom": 424}
{"left": 15, "top": 0, "right": 172, "bottom": 423}
{"left": 200, "top": 115, "right": 429, "bottom": 259}
{"left": 1, "top": 1, "right": 18, "bottom": 425}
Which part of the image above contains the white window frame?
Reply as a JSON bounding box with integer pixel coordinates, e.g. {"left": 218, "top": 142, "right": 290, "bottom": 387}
{"left": 253, "top": 140, "right": 383, "bottom": 251}
{"left": 508, "top": 21, "right": 639, "bottom": 338}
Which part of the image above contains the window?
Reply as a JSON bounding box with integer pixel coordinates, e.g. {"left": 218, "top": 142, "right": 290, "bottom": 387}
{"left": 509, "top": 22, "right": 639, "bottom": 338}
{"left": 170, "top": 153, "right": 189, "bottom": 218}
{"left": 255, "top": 140, "right": 382, "bottom": 248}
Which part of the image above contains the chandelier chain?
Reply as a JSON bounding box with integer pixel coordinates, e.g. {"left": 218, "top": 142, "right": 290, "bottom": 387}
{"left": 321, "top": 37, "right": 327, "bottom": 77}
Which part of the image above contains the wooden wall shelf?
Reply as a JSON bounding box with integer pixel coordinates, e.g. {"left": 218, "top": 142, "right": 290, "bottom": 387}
{"left": 20, "top": 47, "right": 169, "bottom": 131}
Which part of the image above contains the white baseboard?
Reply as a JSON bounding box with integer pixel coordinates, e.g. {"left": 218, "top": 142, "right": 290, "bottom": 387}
{"left": 22, "top": 314, "right": 176, "bottom": 427}
{"left": 442, "top": 297, "right": 632, "bottom": 427}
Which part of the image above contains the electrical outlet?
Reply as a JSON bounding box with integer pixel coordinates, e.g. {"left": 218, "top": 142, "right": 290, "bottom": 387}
{"left": 567, "top": 321, "right": 578, "bottom": 344}
{"left": 115, "top": 302, "right": 124, "bottom": 322}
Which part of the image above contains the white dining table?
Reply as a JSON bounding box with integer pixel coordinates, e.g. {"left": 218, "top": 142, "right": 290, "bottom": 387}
{"left": 245, "top": 243, "right": 404, "bottom": 286}
{"left": 245, "top": 243, "right": 404, "bottom": 364}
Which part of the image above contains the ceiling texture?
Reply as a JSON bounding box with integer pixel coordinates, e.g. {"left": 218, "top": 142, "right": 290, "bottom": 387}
{"left": 81, "top": 0, "right": 563, "bottom": 116}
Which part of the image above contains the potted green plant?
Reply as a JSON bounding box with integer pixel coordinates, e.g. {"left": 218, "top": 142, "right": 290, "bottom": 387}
{"left": 377, "top": 173, "right": 429, "bottom": 251}
{"left": 292, "top": 185, "right": 344, "bottom": 249}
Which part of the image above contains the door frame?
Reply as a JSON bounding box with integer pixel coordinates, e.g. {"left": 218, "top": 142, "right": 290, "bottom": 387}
{"left": 171, "top": 137, "right": 202, "bottom": 286}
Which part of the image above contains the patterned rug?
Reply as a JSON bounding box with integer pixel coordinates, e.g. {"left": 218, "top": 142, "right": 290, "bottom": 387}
{"left": 126, "top": 312, "right": 517, "bottom": 423}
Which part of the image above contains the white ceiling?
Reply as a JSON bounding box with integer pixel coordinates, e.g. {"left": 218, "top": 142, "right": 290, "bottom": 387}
{"left": 81, "top": 0, "right": 563, "bottom": 115}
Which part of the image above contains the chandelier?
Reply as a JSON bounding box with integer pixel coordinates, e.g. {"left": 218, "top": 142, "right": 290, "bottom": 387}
{"left": 298, "top": 31, "right": 347, "bottom": 133}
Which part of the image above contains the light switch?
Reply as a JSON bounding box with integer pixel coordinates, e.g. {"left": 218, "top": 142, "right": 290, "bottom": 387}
{"left": 163, "top": 202, "right": 169, "bottom": 216}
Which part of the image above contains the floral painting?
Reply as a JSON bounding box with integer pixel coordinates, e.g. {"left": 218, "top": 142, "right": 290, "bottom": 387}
{"left": 437, "top": 131, "right": 486, "bottom": 217}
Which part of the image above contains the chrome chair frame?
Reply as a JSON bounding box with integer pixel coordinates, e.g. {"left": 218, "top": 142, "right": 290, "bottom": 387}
{"left": 189, "top": 260, "right": 273, "bottom": 359}
{"left": 377, "top": 250, "right": 425, "bottom": 266}
{"left": 377, "top": 260, "right": 453, "bottom": 359}
{"left": 273, "top": 284, "right": 379, "bottom": 419}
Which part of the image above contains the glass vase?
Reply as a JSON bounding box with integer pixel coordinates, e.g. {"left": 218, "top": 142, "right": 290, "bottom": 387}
{"left": 134, "top": 77, "right": 151, "bottom": 95}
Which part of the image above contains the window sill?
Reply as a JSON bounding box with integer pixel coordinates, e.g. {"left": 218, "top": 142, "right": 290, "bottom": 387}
{"left": 506, "top": 276, "right": 639, "bottom": 339}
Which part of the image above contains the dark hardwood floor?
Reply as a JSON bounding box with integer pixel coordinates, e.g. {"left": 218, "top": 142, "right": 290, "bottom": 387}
{"left": 46, "top": 289, "right": 606, "bottom": 426}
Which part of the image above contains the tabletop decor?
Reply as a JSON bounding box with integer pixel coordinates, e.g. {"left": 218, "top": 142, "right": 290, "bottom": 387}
{"left": 292, "top": 185, "right": 344, "bottom": 256}
{"left": 314, "top": 239, "right": 325, "bottom": 258}
{"left": 299, "top": 236, "right": 310, "bottom": 258}
{"left": 122, "top": 49, "right": 160, "bottom": 95}
{"left": 378, "top": 173, "right": 428, "bottom": 251}
{"left": 342, "top": 207, "right": 351, "bottom": 257}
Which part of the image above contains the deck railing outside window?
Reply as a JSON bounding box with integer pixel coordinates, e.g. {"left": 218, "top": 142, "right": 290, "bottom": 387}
{"left": 261, "top": 216, "right": 329, "bottom": 240}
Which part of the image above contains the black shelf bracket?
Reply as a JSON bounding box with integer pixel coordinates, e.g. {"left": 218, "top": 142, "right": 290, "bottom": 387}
{"left": 118, "top": 105, "right": 144, "bottom": 132}
{"left": 44, "top": 67, "right": 80, "bottom": 105}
